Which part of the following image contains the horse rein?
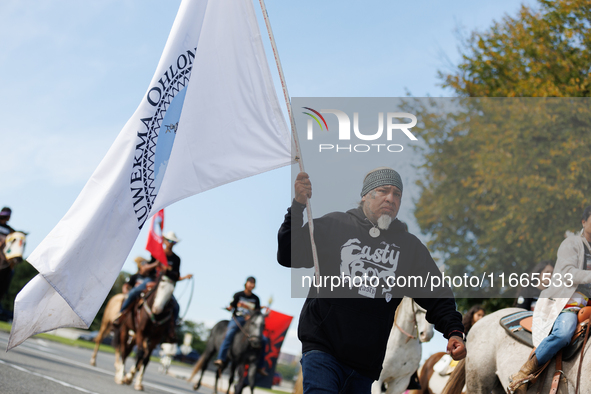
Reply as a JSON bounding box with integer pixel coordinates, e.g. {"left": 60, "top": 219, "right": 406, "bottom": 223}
{"left": 395, "top": 301, "right": 419, "bottom": 343}
{"left": 139, "top": 273, "right": 172, "bottom": 325}
{"left": 233, "top": 314, "right": 255, "bottom": 341}
{"left": 232, "top": 315, "right": 250, "bottom": 339}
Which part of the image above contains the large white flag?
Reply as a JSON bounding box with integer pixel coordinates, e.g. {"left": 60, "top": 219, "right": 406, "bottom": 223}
{"left": 8, "top": 0, "right": 291, "bottom": 349}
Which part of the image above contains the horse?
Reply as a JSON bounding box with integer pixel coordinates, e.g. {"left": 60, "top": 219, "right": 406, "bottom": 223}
{"left": 0, "top": 231, "right": 26, "bottom": 320}
{"left": 408, "top": 352, "right": 455, "bottom": 394}
{"left": 372, "top": 297, "right": 435, "bottom": 394}
{"left": 89, "top": 293, "right": 125, "bottom": 367}
{"left": 441, "top": 307, "right": 591, "bottom": 394}
{"left": 188, "top": 310, "right": 266, "bottom": 394}
{"left": 114, "top": 276, "right": 175, "bottom": 390}
{"left": 3, "top": 231, "right": 26, "bottom": 265}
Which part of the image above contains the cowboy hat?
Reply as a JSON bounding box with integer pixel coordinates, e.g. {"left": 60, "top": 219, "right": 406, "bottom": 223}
{"left": 134, "top": 256, "right": 149, "bottom": 265}
{"left": 163, "top": 231, "right": 181, "bottom": 243}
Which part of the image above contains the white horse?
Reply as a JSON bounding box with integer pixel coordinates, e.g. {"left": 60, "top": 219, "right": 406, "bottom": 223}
{"left": 3, "top": 231, "right": 26, "bottom": 264}
{"left": 442, "top": 307, "right": 591, "bottom": 394}
{"left": 372, "top": 297, "right": 435, "bottom": 394}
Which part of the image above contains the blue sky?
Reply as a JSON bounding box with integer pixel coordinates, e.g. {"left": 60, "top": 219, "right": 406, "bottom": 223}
{"left": 0, "top": 0, "right": 532, "bottom": 357}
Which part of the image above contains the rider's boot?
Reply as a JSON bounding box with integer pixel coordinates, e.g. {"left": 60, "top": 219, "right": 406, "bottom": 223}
{"left": 112, "top": 305, "right": 132, "bottom": 328}
{"left": 112, "top": 312, "right": 123, "bottom": 328}
{"left": 257, "top": 368, "right": 269, "bottom": 377}
{"left": 508, "top": 353, "right": 540, "bottom": 394}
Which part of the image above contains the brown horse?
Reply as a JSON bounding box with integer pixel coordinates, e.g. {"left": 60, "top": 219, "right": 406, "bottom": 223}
{"left": 114, "top": 278, "right": 175, "bottom": 390}
{"left": 90, "top": 293, "right": 125, "bottom": 367}
{"left": 408, "top": 352, "right": 459, "bottom": 394}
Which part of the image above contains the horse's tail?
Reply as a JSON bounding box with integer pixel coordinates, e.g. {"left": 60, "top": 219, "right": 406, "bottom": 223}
{"left": 440, "top": 359, "right": 466, "bottom": 394}
{"left": 187, "top": 353, "right": 206, "bottom": 382}
{"left": 292, "top": 369, "right": 303, "bottom": 394}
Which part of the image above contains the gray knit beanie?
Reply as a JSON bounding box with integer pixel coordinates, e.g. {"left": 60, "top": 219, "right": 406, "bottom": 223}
{"left": 361, "top": 167, "right": 403, "bottom": 197}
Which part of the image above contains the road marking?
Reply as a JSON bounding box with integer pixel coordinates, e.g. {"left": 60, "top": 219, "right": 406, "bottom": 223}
{"left": 0, "top": 359, "right": 100, "bottom": 393}
{"left": 0, "top": 336, "right": 192, "bottom": 394}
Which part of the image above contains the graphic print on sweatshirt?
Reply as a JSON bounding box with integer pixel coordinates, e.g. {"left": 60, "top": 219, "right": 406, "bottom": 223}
{"left": 340, "top": 238, "right": 399, "bottom": 299}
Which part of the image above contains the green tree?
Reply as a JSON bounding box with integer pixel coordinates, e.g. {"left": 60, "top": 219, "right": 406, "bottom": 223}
{"left": 1, "top": 261, "right": 129, "bottom": 328}
{"left": 177, "top": 320, "right": 209, "bottom": 354}
{"left": 2, "top": 260, "right": 38, "bottom": 313}
{"left": 442, "top": 0, "right": 591, "bottom": 97}
{"left": 413, "top": 0, "right": 591, "bottom": 310}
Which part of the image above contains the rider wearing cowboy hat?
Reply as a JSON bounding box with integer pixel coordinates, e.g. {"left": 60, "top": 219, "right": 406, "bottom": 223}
{"left": 114, "top": 231, "right": 192, "bottom": 334}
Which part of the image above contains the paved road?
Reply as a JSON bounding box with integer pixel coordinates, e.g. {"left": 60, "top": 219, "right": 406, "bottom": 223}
{"left": 0, "top": 330, "right": 220, "bottom": 394}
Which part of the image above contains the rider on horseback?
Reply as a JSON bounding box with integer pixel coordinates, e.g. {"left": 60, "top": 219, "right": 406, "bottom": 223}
{"left": 158, "top": 231, "right": 193, "bottom": 340}
{"left": 509, "top": 206, "right": 591, "bottom": 394}
{"left": 113, "top": 256, "right": 161, "bottom": 325}
{"left": 0, "top": 207, "right": 16, "bottom": 316}
{"left": 214, "top": 276, "right": 266, "bottom": 374}
{"left": 113, "top": 231, "right": 192, "bottom": 338}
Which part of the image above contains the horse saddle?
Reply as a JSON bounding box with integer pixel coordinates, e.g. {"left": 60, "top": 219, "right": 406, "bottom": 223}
{"left": 500, "top": 309, "right": 591, "bottom": 361}
{"left": 136, "top": 282, "right": 157, "bottom": 308}
{"left": 433, "top": 354, "right": 456, "bottom": 376}
{"left": 500, "top": 311, "right": 534, "bottom": 347}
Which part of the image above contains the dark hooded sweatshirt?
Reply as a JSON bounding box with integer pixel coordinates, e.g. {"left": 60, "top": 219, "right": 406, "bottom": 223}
{"left": 277, "top": 200, "right": 464, "bottom": 380}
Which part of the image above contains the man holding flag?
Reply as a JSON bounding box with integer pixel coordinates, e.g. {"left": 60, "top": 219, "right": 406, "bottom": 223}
{"left": 278, "top": 169, "right": 466, "bottom": 393}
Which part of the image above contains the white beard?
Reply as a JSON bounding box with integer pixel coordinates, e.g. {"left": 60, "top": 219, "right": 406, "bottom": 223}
{"left": 377, "top": 214, "right": 392, "bottom": 230}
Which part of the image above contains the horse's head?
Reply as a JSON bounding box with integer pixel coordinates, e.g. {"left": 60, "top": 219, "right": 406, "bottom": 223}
{"left": 3, "top": 231, "right": 26, "bottom": 265}
{"left": 152, "top": 276, "right": 175, "bottom": 315}
{"left": 413, "top": 302, "right": 434, "bottom": 343}
{"left": 245, "top": 310, "right": 265, "bottom": 349}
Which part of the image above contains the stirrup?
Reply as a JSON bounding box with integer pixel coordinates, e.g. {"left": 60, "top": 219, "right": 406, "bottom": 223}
{"left": 112, "top": 312, "right": 123, "bottom": 327}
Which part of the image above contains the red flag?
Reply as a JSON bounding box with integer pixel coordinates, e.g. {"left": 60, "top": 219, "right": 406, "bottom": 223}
{"left": 146, "top": 209, "right": 167, "bottom": 266}
{"left": 255, "top": 310, "right": 293, "bottom": 388}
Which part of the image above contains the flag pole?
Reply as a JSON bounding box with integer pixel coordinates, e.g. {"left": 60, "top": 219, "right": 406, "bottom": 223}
{"left": 257, "top": 0, "right": 321, "bottom": 290}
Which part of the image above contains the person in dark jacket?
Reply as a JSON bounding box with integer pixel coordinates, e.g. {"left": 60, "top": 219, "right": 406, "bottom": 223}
{"left": 277, "top": 168, "right": 466, "bottom": 394}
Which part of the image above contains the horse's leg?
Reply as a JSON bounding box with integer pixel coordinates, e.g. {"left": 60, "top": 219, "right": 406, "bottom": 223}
{"left": 193, "top": 352, "right": 214, "bottom": 391}
{"left": 233, "top": 364, "right": 247, "bottom": 394}
{"left": 92, "top": 294, "right": 123, "bottom": 366}
{"left": 189, "top": 341, "right": 213, "bottom": 384}
{"left": 123, "top": 334, "right": 144, "bottom": 386}
{"left": 114, "top": 350, "right": 125, "bottom": 384}
{"left": 114, "top": 327, "right": 128, "bottom": 384}
{"left": 247, "top": 361, "right": 258, "bottom": 394}
{"left": 226, "top": 361, "right": 237, "bottom": 394}
{"left": 134, "top": 339, "right": 154, "bottom": 391}
{"left": 370, "top": 377, "right": 384, "bottom": 394}
{"left": 214, "top": 365, "right": 222, "bottom": 394}
{"left": 90, "top": 321, "right": 110, "bottom": 366}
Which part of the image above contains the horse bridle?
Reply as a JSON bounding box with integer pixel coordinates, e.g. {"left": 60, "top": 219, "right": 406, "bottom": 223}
{"left": 395, "top": 301, "right": 420, "bottom": 343}
{"left": 233, "top": 314, "right": 262, "bottom": 345}
{"left": 139, "top": 273, "right": 172, "bottom": 325}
